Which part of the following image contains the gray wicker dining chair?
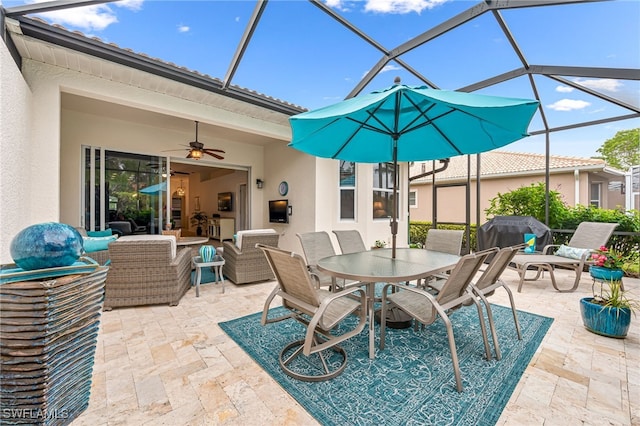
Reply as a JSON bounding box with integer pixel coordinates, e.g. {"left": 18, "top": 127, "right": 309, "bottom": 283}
{"left": 258, "top": 244, "right": 367, "bottom": 381}
{"left": 380, "top": 251, "right": 490, "bottom": 392}
{"left": 332, "top": 230, "right": 367, "bottom": 254}
{"left": 510, "top": 221, "right": 618, "bottom": 292}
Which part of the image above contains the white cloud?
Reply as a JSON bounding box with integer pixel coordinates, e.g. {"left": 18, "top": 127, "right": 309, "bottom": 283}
{"left": 364, "top": 0, "right": 450, "bottom": 14}
{"left": 547, "top": 99, "right": 591, "bottom": 112}
{"left": 574, "top": 78, "right": 622, "bottom": 93}
{"left": 325, "top": 0, "right": 352, "bottom": 12}
{"left": 177, "top": 25, "right": 190, "bottom": 33}
{"left": 30, "top": 0, "right": 143, "bottom": 32}
{"left": 556, "top": 85, "right": 574, "bottom": 93}
{"left": 361, "top": 64, "right": 400, "bottom": 79}
{"left": 115, "top": 0, "right": 143, "bottom": 12}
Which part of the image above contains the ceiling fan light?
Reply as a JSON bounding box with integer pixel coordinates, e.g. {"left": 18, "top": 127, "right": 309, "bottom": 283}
{"left": 191, "top": 149, "right": 202, "bottom": 159}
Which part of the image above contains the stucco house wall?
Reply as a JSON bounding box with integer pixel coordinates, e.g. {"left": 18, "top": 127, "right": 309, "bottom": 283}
{"left": 1, "top": 41, "right": 33, "bottom": 263}
{"left": 1, "top": 29, "right": 408, "bottom": 263}
{"left": 411, "top": 169, "right": 626, "bottom": 224}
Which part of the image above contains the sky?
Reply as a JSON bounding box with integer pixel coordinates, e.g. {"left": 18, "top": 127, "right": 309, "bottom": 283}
{"left": 2, "top": 0, "right": 639, "bottom": 159}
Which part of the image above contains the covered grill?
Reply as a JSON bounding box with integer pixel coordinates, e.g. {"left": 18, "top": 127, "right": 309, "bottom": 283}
{"left": 477, "top": 216, "right": 552, "bottom": 252}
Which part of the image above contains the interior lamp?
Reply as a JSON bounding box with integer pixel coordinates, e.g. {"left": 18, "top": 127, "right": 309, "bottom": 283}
{"left": 190, "top": 149, "right": 202, "bottom": 159}
{"left": 176, "top": 179, "right": 185, "bottom": 197}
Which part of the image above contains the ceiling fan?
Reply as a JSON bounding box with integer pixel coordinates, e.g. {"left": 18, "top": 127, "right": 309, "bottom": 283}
{"left": 146, "top": 163, "right": 189, "bottom": 177}
{"left": 183, "top": 121, "right": 225, "bottom": 160}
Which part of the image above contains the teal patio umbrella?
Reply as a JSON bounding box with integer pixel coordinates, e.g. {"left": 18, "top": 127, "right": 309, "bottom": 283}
{"left": 289, "top": 81, "right": 539, "bottom": 257}
{"left": 139, "top": 181, "right": 167, "bottom": 195}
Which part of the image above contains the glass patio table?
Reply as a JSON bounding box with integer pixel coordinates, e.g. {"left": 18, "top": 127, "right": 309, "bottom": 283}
{"left": 317, "top": 248, "right": 461, "bottom": 359}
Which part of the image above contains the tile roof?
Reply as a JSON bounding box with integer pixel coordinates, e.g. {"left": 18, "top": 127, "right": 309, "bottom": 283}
{"left": 409, "top": 151, "right": 609, "bottom": 183}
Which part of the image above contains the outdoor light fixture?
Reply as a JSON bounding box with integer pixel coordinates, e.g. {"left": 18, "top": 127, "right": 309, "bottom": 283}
{"left": 256, "top": 179, "right": 264, "bottom": 189}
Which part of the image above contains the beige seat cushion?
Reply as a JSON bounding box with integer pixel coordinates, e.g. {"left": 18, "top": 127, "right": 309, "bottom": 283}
{"left": 118, "top": 235, "right": 177, "bottom": 259}
{"left": 235, "top": 229, "right": 277, "bottom": 249}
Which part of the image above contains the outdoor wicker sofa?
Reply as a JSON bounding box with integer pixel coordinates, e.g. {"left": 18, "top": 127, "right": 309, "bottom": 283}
{"left": 222, "top": 229, "right": 279, "bottom": 284}
{"left": 103, "top": 235, "right": 192, "bottom": 309}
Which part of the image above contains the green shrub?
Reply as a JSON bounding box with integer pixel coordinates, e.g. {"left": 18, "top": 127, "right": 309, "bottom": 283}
{"left": 484, "top": 182, "right": 569, "bottom": 229}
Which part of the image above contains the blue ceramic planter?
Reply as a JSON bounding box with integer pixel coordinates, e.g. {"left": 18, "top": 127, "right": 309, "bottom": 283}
{"left": 10, "top": 222, "right": 83, "bottom": 270}
{"left": 580, "top": 297, "right": 631, "bottom": 338}
{"left": 199, "top": 245, "right": 216, "bottom": 262}
{"left": 589, "top": 266, "right": 624, "bottom": 281}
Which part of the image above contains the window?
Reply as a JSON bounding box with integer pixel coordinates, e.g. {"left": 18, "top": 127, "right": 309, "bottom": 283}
{"left": 373, "top": 162, "right": 396, "bottom": 219}
{"left": 409, "top": 190, "right": 417, "bottom": 208}
{"left": 339, "top": 161, "right": 355, "bottom": 220}
{"left": 83, "top": 147, "right": 166, "bottom": 232}
{"left": 590, "top": 182, "right": 602, "bottom": 207}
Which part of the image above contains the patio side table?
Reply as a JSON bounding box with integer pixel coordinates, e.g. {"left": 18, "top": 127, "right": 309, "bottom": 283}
{"left": 192, "top": 255, "right": 225, "bottom": 296}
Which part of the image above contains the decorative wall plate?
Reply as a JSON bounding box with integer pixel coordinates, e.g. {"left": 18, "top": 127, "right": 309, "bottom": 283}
{"left": 279, "top": 181, "right": 289, "bottom": 196}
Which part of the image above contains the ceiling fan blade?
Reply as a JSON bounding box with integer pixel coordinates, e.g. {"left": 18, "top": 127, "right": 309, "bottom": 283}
{"left": 203, "top": 148, "right": 225, "bottom": 153}
{"left": 203, "top": 151, "right": 224, "bottom": 160}
{"left": 186, "top": 151, "right": 193, "bottom": 159}
{"left": 173, "top": 170, "right": 190, "bottom": 175}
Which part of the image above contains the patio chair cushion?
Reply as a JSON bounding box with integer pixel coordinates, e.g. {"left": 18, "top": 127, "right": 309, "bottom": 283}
{"left": 118, "top": 235, "right": 177, "bottom": 259}
{"left": 235, "top": 228, "right": 277, "bottom": 249}
{"left": 87, "top": 229, "right": 113, "bottom": 237}
{"left": 82, "top": 235, "right": 118, "bottom": 252}
{"left": 555, "top": 244, "right": 590, "bottom": 260}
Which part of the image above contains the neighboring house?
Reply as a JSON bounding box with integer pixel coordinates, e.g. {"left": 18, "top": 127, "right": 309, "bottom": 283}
{"left": 0, "top": 16, "right": 405, "bottom": 263}
{"left": 409, "top": 151, "right": 627, "bottom": 224}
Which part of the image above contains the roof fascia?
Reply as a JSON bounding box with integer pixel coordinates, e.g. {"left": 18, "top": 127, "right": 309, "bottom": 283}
{"left": 13, "top": 16, "right": 304, "bottom": 116}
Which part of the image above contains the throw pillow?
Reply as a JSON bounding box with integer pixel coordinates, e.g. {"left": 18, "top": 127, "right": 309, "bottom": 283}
{"left": 555, "top": 244, "right": 590, "bottom": 260}
{"left": 87, "top": 229, "right": 113, "bottom": 237}
{"left": 83, "top": 235, "right": 118, "bottom": 252}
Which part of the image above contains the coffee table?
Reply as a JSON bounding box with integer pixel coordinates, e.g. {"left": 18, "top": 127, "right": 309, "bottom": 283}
{"left": 192, "top": 255, "right": 225, "bottom": 297}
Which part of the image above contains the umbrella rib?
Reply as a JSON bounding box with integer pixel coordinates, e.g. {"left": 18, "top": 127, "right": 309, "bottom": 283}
{"left": 334, "top": 101, "right": 389, "bottom": 158}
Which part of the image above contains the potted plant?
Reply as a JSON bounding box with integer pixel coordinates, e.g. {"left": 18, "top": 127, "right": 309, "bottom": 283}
{"left": 190, "top": 212, "right": 208, "bottom": 236}
{"left": 590, "top": 245, "right": 625, "bottom": 281}
{"left": 580, "top": 279, "right": 638, "bottom": 338}
{"left": 372, "top": 240, "right": 387, "bottom": 249}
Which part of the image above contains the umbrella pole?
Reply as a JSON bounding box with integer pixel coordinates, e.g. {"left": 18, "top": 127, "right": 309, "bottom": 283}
{"left": 391, "top": 141, "right": 398, "bottom": 259}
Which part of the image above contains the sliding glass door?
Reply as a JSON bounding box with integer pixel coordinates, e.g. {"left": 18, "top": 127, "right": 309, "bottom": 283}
{"left": 82, "top": 147, "right": 168, "bottom": 233}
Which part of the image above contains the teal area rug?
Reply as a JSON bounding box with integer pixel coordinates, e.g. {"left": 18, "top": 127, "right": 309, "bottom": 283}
{"left": 220, "top": 304, "right": 553, "bottom": 426}
{"left": 190, "top": 267, "right": 221, "bottom": 285}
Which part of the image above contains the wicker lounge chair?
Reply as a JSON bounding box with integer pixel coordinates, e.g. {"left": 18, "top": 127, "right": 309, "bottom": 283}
{"left": 258, "top": 244, "right": 367, "bottom": 381}
{"left": 222, "top": 229, "right": 279, "bottom": 284}
{"left": 103, "top": 235, "right": 191, "bottom": 309}
{"left": 332, "top": 230, "right": 367, "bottom": 254}
{"left": 510, "top": 221, "right": 618, "bottom": 293}
{"left": 380, "top": 251, "right": 490, "bottom": 392}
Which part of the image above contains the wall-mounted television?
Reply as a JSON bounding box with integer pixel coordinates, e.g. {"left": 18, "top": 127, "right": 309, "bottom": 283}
{"left": 218, "top": 192, "right": 233, "bottom": 211}
{"left": 269, "top": 199, "right": 288, "bottom": 223}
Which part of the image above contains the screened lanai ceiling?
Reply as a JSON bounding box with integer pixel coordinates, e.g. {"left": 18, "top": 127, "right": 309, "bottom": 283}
{"left": 2, "top": 0, "right": 639, "bottom": 158}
